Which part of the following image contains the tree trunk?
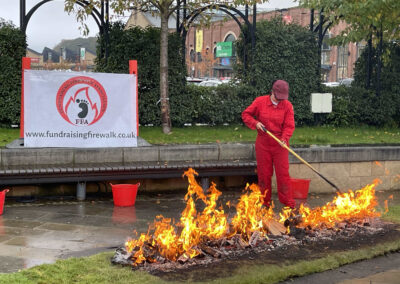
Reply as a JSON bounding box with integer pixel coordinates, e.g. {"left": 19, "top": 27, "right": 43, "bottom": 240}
{"left": 160, "top": 7, "right": 172, "bottom": 134}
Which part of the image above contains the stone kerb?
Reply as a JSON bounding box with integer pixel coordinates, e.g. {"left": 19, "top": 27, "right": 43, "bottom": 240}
{"left": 1, "top": 144, "right": 400, "bottom": 165}
{"left": 159, "top": 144, "right": 219, "bottom": 162}
{"left": 218, "top": 143, "right": 254, "bottom": 160}
{"left": 1, "top": 145, "right": 399, "bottom": 193}
{"left": 0, "top": 148, "right": 74, "bottom": 166}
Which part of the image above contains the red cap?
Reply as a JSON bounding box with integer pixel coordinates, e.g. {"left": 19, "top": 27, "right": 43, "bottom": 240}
{"left": 272, "top": 80, "right": 289, "bottom": 100}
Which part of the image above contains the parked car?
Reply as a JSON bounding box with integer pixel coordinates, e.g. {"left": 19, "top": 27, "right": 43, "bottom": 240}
{"left": 198, "top": 79, "right": 223, "bottom": 87}
{"left": 339, "top": 78, "right": 354, "bottom": 87}
{"left": 186, "top": 77, "right": 203, "bottom": 85}
{"left": 322, "top": 82, "right": 340, "bottom": 87}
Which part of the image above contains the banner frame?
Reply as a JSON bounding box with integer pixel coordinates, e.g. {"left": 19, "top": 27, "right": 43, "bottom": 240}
{"left": 21, "top": 58, "right": 139, "bottom": 146}
{"left": 21, "top": 57, "right": 31, "bottom": 138}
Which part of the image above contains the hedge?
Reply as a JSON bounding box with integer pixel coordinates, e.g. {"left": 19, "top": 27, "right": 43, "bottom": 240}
{"left": 326, "top": 42, "right": 400, "bottom": 127}
{"left": 96, "top": 23, "right": 186, "bottom": 126}
{"left": 0, "top": 19, "right": 26, "bottom": 125}
{"left": 172, "top": 83, "right": 258, "bottom": 126}
{"left": 95, "top": 19, "right": 399, "bottom": 128}
{"left": 235, "top": 17, "right": 320, "bottom": 126}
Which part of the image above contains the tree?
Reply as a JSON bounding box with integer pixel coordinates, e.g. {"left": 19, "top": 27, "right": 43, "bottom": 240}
{"left": 300, "top": 0, "right": 400, "bottom": 44}
{"left": 236, "top": 17, "right": 320, "bottom": 125}
{"left": 64, "top": 0, "right": 264, "bottom": 134}
{"left": 299, "top": 0, "right": 400, "bottom": 94}
{"left": 0, "top": 19, "right": 26, "bottom": 125}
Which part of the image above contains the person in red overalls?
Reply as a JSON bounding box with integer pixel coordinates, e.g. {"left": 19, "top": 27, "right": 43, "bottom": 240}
{"left": 242, "top": 80, "right": 295, "bottom": 208}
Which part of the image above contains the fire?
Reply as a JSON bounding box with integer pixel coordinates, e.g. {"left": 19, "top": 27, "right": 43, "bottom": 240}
{"left": 231, "top": 183, "right": 274, "bottom": 240}
{"left": 124, "top": 168, "right": 385, "bottom": 265}
{"left": 280, "top": 179, "right": 382, "bottom": 229}
{"left": 125, "top": 169, "right": 231, "bottom": 262}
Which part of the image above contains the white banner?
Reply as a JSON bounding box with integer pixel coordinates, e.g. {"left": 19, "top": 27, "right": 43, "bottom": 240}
{"left": 24, "top": 70, "right": 138, "bottom": 148}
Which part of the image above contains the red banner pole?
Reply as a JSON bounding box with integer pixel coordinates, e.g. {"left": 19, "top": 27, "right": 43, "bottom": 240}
{"left": 20, "top": 57, "right": 31, "bottom": 138}
{"left": 129, "top": 60, "right": 138, "bottom": 137}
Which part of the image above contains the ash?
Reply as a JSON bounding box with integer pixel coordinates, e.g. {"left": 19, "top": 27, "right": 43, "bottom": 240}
{"left": 111, "top": 217, "right": 392, "bottom": 274}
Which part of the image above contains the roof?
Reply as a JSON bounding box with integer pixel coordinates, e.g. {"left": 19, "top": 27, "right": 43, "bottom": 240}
{"left": 143, "top": 11, "right": 177, "bottom": 29}
{"left": 26, "top": 47, "right": 42, "bottom": 56}
{"left": 42, "top": 47, "right": 60, "bottom": 56}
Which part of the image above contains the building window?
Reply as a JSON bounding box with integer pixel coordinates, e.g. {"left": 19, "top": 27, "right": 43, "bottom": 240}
{"left": 190, "top": 50, "right": 195, "bottom": 62}
{"left": 321, "top": 34, "right": 331, "bottom": 51}
{"left": 356, "top": 42, "right": 366, "bottom": 60}
{"left": 337, "top": 45, "right": 348, "bottom": 81}
{"left": 321, "top": 34, "right": 331, "bottom": 66}
{"left": 321, "top": 52, "right": 330, "bottom": 66}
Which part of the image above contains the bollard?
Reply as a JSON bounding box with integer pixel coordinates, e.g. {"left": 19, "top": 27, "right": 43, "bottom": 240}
{"left": 76, "top": 181, "right": 86, "bottom": 201}
{"left": 201, "top": 177, "right": 209, "bottom": 190}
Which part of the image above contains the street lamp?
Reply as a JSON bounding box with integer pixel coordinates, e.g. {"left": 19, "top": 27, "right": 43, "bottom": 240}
{"left": 77, "top": 44, "right": 81, "bottom": 71}
{"left": 60, "top": 47, "right": 64, "bottom": 63}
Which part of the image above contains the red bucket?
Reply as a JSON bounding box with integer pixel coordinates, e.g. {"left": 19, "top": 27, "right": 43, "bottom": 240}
{"left": 291, "top": 178, "right": 310, "bottom": 199}
{"left": 111, "top": 183, "right": 140, "bottom": 207}
{"left": 0, "top": 189, "right": 10, "bottom": 215}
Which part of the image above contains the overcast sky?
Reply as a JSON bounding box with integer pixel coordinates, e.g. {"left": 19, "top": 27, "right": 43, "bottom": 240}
{"left": 0, "top": 0, "right": 298, "bottom": 52}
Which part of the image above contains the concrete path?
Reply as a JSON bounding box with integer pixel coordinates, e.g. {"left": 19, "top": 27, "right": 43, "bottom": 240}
{"left": 282, "top": 252, "right": 400, "bottom": 284}
{"left": 0, "top": 193, "right": 187, "bottom": 273}
{"left": 0, "top": 189, "right": 398, "bottom": 284}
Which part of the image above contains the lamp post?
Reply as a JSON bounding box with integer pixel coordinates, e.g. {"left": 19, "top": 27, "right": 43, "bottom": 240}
{"left": 60, "top": 47, "right": 64, "bottom": 63}
{"left": 77, "top": 44, "right": 81, "bottom": 71}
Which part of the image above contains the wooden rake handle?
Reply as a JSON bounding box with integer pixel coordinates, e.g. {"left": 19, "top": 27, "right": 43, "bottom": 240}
{"left": 261, "top": 126, "right": 342, "bottom": 194}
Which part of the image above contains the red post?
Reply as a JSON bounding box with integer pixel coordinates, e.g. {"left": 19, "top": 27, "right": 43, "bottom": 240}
{"left": 20, "top": 57, "right": 31, "bottom": 138}
{"left": 129, "top": 60, "right": 139, "bottom": 137}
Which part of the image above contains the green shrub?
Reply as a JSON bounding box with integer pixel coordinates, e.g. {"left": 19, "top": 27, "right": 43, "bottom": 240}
{"left": 171, "top": 83, "right": 259, "bottom": 126}
{"left": 352, "top": 41, "right": 400, "bottom": 126}
{"left": 236, "top": 17, "right": 320, "bottom": 126}
{"left": 325, "top": 86, "right": 355, "bottom": 126}
{"left": 325, "top": 85, "right": 399, "bottom": 127}
{"left": 0, "top": 19, "right": 26, "bottom": 125}
{"left": 354, "top": 42, "right": 400, "bottom": 93}
{"left": 96, "top": 23, "right": 186, "bottom": 126}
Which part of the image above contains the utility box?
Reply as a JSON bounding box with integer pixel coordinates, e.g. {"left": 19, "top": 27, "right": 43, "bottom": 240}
{"left": 311, "top": 93, "right": 332, "bottom": 113}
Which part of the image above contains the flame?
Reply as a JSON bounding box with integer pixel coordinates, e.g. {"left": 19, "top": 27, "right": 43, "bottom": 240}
{"left": 125, "top": 169, "right": 232, "bottom": 263}
{"left": 231, "top": 183, "right": 274, "bottom": 240}
{"left": 124, "top": 169, "right": 386, "bottom": 265}
{"left": 286, "top": 180, "right": 382, "bottom": 229}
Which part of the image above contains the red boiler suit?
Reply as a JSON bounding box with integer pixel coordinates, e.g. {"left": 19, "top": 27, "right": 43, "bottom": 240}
{"left": 242, "top": 95, "right": 295, "bottom": 208}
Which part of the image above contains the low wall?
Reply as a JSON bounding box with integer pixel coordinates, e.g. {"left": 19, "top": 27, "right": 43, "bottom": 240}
{"left": 1, "top": 144, "right": 400, "bottom": 195}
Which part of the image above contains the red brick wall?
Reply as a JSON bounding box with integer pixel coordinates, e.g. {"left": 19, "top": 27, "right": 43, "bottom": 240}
{"left": 185, "top": 7, "right": 359, "bottom": 82}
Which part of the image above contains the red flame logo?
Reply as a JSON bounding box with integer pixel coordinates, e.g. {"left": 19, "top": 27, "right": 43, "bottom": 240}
{"left": 56, "top": 76, "right": 107, "bottom": 126}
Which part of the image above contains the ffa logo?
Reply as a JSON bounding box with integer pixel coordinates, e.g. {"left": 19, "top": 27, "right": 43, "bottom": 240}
{"left": 56, "top": 76, "right": 107, "bottom": 126}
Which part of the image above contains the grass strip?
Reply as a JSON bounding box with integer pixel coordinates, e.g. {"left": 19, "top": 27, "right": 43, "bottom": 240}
{"left": 1, "top": 205, "right": 399, "bottom": 284}
{"left": 2, "top": 125, "right": 400, "bottom": 146}
{"left": 140, "top": 125, "right": 400, "bottom": 145}
{"left": 0, "top": 252, "right": 157, "bottom": 284}
{"left": 207, "top": 239, "right": 400, "bottom": 284}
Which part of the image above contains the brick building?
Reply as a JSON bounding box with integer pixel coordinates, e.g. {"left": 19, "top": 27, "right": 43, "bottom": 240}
{"left": 185, "top": 6, "right": 364, "bottom": 82}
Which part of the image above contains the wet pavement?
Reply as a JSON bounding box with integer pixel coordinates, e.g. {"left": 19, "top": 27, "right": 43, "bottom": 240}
{"left": 282, "top": 251, "right": 400, "bottom": 284}
{"left": 0, "top": 187, "right": 399, "bottom": 283}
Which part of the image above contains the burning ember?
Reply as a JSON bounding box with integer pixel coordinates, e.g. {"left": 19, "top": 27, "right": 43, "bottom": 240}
{"left": 113, "top": 168, "right": 389, "bottom": 271}
{"left": 280, "top": 178, "right": 382, "bottom": 229}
